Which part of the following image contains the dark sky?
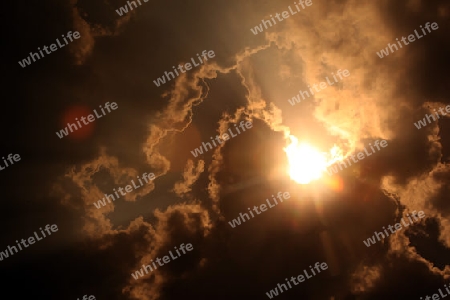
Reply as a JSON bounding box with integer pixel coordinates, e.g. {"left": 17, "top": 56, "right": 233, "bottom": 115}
{"left": 2, "top": 0, "right": 450, "bottom": 299}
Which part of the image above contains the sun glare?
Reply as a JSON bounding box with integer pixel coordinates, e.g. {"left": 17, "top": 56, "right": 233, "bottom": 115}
{"left": 284, "top": 136, "right": 329, "bottom": 184}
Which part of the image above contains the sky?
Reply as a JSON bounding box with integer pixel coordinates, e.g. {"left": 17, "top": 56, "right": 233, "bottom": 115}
{"left": 2, "top": 0, "right": 450, "bottom": 299}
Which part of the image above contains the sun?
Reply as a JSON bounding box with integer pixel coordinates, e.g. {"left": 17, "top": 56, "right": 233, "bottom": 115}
{"left": 284, "top": 136, "right": 328, "bottom": 184}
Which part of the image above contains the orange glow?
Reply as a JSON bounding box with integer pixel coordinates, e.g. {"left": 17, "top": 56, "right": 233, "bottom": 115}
{"left": 61, "top": 105, "right": 94, "bottom": 140}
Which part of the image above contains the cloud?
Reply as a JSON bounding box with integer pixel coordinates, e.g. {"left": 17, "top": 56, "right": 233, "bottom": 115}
{"left": 172, "top": 159, "right": 205, "bottom": 196}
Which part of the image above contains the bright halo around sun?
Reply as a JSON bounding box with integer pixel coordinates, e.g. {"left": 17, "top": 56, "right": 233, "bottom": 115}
{"left": 284, "top": 135, "right": 328, "bottom": 184}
